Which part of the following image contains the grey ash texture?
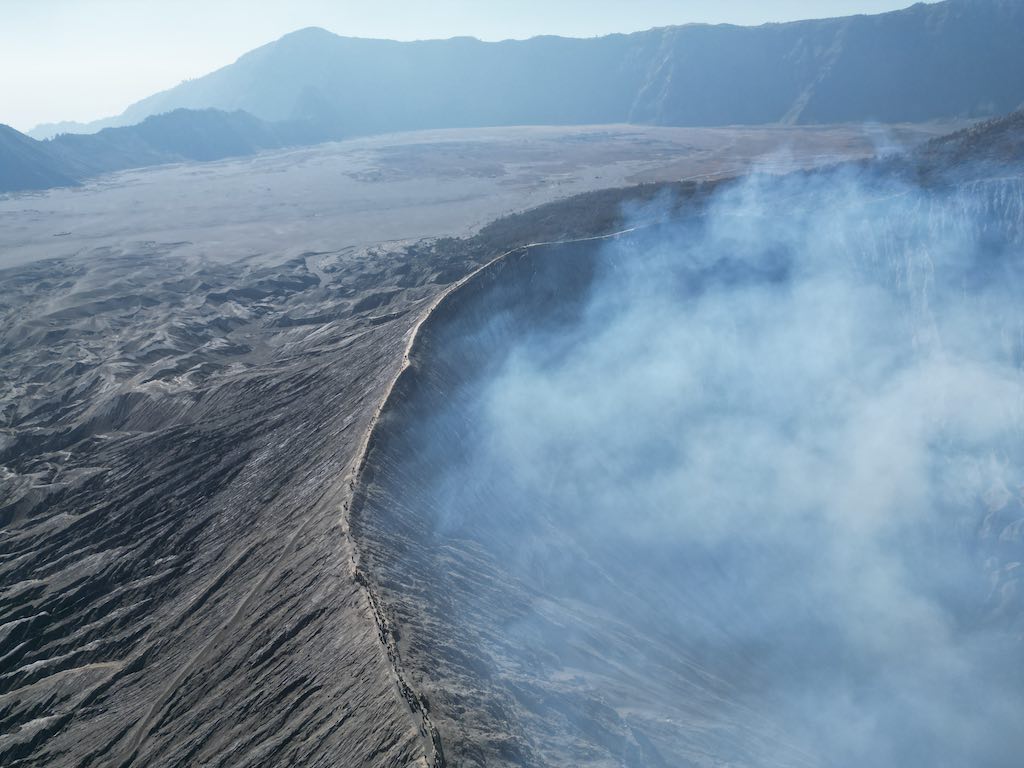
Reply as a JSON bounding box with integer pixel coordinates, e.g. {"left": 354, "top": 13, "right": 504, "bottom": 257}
{"left": 2, "top": 116, "right": 1021, "bottom": 767}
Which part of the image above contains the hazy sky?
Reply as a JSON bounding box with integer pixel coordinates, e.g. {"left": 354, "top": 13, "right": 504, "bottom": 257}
{"left": 2, "top": 1, "right": 939, "bottom": 131}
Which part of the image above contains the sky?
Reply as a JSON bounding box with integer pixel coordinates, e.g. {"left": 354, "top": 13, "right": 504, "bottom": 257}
{"left": 2, "top": 1, "right": 939, "bottom": 132}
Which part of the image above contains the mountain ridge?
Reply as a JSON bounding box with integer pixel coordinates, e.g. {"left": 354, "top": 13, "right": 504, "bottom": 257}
{"left": 1, "top": 109, "right": 325, "bottom": 193}
{"left": 0, "top": 125, "right": 80, "bottom": 191}
{"left": 27, "top": 0, "right": 1024, "bottom": 140}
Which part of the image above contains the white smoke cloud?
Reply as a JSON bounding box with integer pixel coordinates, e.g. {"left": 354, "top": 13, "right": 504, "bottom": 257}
{"left": 398, "top": 167, "right": 1024, "bottom": 766}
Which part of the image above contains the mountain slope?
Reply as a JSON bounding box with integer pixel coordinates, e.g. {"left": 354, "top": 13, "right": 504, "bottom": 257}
{"left": 1, "top": 109, "right": 321, "bottom": 193}
{"left": 915, "top": 108, "right": 1024, "bottom": 169}
{"left": 48, "top": 108, "right": 322, "bottom": 174}
{"left": 0, "top": 125, "right": 79, "bottom": 192}
{"left": 35, "top": 0, "right": 1024, "bottom": 139}
{"left": 872, "top": 107, "right": 1024, "bottom": 184}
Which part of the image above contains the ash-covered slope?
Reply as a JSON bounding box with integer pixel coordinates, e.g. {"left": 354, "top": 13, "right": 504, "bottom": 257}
{"left": 0, "top": 157, "right": 701, "bottom": 766}
{"left": 351, "top": 130, "right": 1024, "bottom": 764}
{"left": 909, "top": 107, "right": 1024, "bottom": 180}
{"left": 0, "top": 244, "right": 472, "bottom": 766}
{"left": 37, "top": 0, "right": 1024, "bottom": 140}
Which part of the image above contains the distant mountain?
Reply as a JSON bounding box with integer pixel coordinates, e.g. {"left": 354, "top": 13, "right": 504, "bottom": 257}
{"left": 48, "top": 108, "right": 322, "bottom": 175}
{"left": 36, "top": 0, "right": 1024, "bottom": 140}
{"left": 1, "top": 109, "right": 319, "bottom": 193}
{"left": 0, "top": 125, "right": 79, "bottom": 192}
{"left": 28, "top": 120, "right": 93, "bottom": 141}
{"left": 6, "top": 0, "right": 1024, "bottom": 194}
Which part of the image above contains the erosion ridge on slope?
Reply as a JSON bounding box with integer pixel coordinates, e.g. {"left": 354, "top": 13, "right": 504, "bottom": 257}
{"left": 0, "top": 243, "right": 445, "bottom": 766}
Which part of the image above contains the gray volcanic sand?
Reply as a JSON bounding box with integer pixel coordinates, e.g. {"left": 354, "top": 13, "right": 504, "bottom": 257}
{"left": 0, "top": 122, "right": 957, "bottom": 767}
{"left": 0, "top": 122, "right": 955, "bottom": 271}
